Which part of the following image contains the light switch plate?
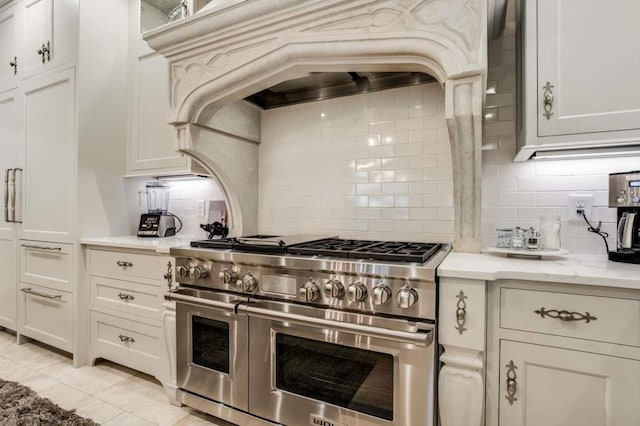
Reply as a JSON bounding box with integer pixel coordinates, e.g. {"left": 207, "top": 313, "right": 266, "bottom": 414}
{"left": 567, "top": 193, "right": 593, "bottom": 223}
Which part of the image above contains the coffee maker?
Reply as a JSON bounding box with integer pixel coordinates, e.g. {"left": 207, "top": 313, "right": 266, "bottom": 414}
{"left": 608, "top": 171, "right": 640, "bottom": 264}
{"left": 137, "top": 181, "right": 177, "bottom": 238}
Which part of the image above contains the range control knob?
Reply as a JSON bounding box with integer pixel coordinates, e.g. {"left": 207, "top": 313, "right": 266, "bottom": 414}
{"left": 347, "top": 282, "right": 368, "bottom": 303}
{"left": 299, "top": 280, "right": 320, "bottom": 302}
{"left": 236, "top": 273, "right": 258, "bottom": 293}
{"left": 189, "top": 265, "right": 209, "bottom": 280}
{"left": 372, "top": 284, "right": 392, "bottom": 305}
{"left": 397, "top": 286, "right": 419, "bottom": 309}
{"left": 176, "top": 265, "right": 190, "bottom": 279}
{"left": 218, "top": 268, "right": 238, "bottom": 284}
{"left": 324, "top": 279, "right": 344, "bottom": 298}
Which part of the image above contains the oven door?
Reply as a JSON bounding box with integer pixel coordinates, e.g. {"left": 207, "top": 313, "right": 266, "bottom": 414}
{"left": 169, "top": 288, "right": 248, "bottom": 411}
{"left": 240, "top": 300, "right": 436, "bottom": 426}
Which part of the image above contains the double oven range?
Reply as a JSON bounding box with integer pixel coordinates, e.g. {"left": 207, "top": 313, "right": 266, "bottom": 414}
{"left": 168, "top": 235, "right": 449, "bottom": 426}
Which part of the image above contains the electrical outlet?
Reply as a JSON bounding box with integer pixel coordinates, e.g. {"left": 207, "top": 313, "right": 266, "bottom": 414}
{"left": 567, "top": 193, "right": 593, "bottom": 223}
{"left": 196, "top": 200, "right": 205, "bottom": 216}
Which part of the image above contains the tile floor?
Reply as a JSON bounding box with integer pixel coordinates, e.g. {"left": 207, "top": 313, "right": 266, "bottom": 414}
{"left": 0, "top": 330, "right": 234, "bottom": 425}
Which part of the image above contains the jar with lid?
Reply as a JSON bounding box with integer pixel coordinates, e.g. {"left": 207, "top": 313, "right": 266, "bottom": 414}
{"left": 540, "top": 214, "right": 562, "bottom": 250}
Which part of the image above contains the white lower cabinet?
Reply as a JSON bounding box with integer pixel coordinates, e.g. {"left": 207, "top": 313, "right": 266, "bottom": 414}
{"left": 19, "top": 283, "right": 73, "bottom": 352}
{"left": 487, "top": 280, "right": 640, "bottom": 426}
{"left": 0, "top": 239, "right": 16, "bottom": 329}
{"left": 86, "top": 246, "right": 173, "bottom": 386}
{"left": 498, "top": 340, "right": 640, "bottom": 426}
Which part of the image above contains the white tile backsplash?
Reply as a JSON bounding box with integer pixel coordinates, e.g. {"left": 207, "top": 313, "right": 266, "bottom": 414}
{"left": 482, "top": 9, "right": 640, "bottom": 255}
{"left": 259, "top": 83, "right": 454, "bottom": 242}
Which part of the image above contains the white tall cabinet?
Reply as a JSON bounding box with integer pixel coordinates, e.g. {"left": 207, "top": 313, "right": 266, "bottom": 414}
{"left": 0, "top": 89, "right": 20, "bottom": 330}
{"left": 0, "top": 2, "right": 19, "bottom": 91}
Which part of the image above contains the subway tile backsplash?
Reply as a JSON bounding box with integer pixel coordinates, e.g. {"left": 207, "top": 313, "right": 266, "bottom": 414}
{"left": 259, "top": 83, "right": 455, "bottom": 243}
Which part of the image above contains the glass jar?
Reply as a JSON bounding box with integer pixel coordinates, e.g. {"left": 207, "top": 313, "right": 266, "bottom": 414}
{"left": 496, "top": 228, "right": 514, "bottom": 248}
{"left": 511, "top": 227, "right": 526, "bottom": 249}
{"left": 526, "top": 227, "right": 541, "bottom": 250}
{"left": 540, "top": 214, "right": 562, "bottom": 250}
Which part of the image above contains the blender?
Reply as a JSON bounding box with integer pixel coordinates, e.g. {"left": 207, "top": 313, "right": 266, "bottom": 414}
{"left": 137, "top": 181, "right": 177, "bottom": 237}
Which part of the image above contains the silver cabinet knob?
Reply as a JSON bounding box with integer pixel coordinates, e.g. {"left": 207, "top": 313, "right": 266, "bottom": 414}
{"left": 236, "top": 273, "right": 258, "bottom": 292}
{"left": 372, "top": 284, "right": 392, "bottom": 305}
{"left": 347, "top": 282, "right": 367, "bottom": 303}
{"left": 218, "top": 268, "right": 237, "bottom": 284}
{"left": 323, "top": 279, "right": 344, "bottom": 298}
{"left": 176, "top": 265, "right": 190, "bottom": 279}
{"left": 397, "top": 287, "right": 418, "bottom": 309}
{"left": 189, "top": 265, "right": 209, "bottom": 280}
{"left": 299, "top": 280, "right": 320, "bottom": 302}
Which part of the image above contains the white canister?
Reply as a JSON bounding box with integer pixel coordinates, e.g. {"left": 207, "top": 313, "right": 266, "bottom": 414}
{"left": 540, "top": 214, "right": 561, "bottom": 250}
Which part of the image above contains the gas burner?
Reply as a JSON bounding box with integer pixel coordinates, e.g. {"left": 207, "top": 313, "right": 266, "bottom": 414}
{"left": 289, "top": 239, "right": 441, "bottom": 263}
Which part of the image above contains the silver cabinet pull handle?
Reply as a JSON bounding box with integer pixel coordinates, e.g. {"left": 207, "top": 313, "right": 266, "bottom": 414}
{"left": 21, "top": 243, "right": 62, "bottom": 251}
{"left": 118, "top": 334, "right": 135, "bottom": 343}
{"left": 12, "top": 168, "right": 21, "bottom": 223}
{"left": 9, "top": 56, "right": 17, "bottom": 75}
{"left": 116, "top": 260, "right": 133, "bottom": 267}
{"left": 455, "top": 290, "right": 467, "bottom": 335}
{"left": 164, "top": 261, "right": 173, "bottom": 289}
{"left": 505, "top": 360, "right": 518, "bottom": 405}
{"left": 118, "top": 293, "right": 135, "bottom": 301}
{"left": 21, "top": 287, "right": 62, "bottom": 300}
{"left": 4, "top": 169, "right": 9, "bottom": 223}
{"left": 542, "top": 81, "right": 554, "bottom": 120}
{"left": 534, "top": 307, "right": 597, "bottom": 323}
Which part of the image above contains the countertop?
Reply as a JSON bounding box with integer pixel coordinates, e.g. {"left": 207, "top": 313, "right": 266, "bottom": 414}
{"left": 80, "top": 236, "right": 196, "bottom": 254}
{"left": 438, "top": 251, "right": 640, "bottom": 290}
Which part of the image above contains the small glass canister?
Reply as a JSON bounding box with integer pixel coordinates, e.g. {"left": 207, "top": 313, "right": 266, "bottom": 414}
{"left": 511, "top": 227, "right": 526, "bottom": 249}
{"left": 496, "top": 228, "right": 514, "bottom": 248}
{"left": 526, "top": 227, "right": 541, "bottom": 250}
{"left": 540, "top": 214, "right": 561, "bottom": 250}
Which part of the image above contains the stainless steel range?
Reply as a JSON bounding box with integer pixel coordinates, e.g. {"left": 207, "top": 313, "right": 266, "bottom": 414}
{"left": 168, "top": 235, "right": 449, "bottom": 426}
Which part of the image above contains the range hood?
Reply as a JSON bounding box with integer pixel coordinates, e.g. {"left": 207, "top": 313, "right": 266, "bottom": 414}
{"left": 143, "top": 0, "right": 494, "bottom": 253}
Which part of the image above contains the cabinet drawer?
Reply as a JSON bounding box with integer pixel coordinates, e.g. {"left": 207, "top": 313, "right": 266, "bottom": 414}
{"left": 91, "top": 276, "right": 163, "bottom": 320}
{"left": 500, "top": 287, "right": 640, "bottom": 347}
{"left": 19, "top": 284, "right": 73, "bottom": 352}
{"left": 90, "top": 249, "right": 162, "bottom": 282}
{"left": 20, "top": 241, "right": 73, "bottom": 292}
{"left": 91, "top": 311, "right": 160, "bottom": 376}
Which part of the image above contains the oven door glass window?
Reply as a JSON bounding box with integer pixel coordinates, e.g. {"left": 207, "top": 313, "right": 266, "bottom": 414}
{"left": 192, "top": 316, "right": 230, "bottom": 374}
{"left": 275, "top": 333, "right": 394, "bottom": 420}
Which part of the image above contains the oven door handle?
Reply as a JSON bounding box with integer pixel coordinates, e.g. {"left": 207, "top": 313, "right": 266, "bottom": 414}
{"left": 165, "top": 291, "right": 240, "bottom": 312}
{"left": 242, "top": 305, "right": 433, "bottom": 347}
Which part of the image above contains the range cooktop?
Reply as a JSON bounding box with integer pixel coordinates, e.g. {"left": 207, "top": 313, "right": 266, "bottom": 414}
{"left": 190, "top": 235, "right": 441, "bottom": 263}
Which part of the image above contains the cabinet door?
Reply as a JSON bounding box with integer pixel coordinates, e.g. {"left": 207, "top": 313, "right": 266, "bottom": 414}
{"left": 22, "top": 0, "right": 47, "bottom": 77}
{"left": 0, "top": 89, "right": 20, "bottom": 330}
{"left": 21, "top": 0, "right": 76, "bottom": 79}
{"left": 21, "top": 68, "right": 75, "bottom": 242}
{"left": 0, "top": 3, "right": 19, "bottom": 91}
{"left": 499, "top": 340, "right": 640, "bottom": 426}
{"left": 127, "top": 43, "right": 187, "bottom": 174}
{"left": 537, "top": 0, "right": 640, "bottom": 137}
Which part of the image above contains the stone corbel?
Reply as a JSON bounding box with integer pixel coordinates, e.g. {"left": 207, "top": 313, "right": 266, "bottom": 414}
{"left": 439, "top": 346, "right": 484, "bottom": 426}
{"left": 445, "top": 75, "right": 484, "bottom": 253}
{"left": 160, "top": 300, "right": 181, "bottom": 405}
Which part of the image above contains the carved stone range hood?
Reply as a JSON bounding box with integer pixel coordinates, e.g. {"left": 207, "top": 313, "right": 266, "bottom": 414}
{"left": 144, "top": 0, "right": 489, "bottom": 252}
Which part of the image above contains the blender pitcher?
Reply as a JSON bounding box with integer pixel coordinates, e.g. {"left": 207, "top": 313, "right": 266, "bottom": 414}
{"left": 145, "top": 181, "right": 170, "bottom": 214}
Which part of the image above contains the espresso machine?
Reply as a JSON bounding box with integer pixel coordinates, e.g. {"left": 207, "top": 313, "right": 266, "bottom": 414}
{"left": 609, "top": 171, "right": 640, "bottom": 264}
{"left": 137, "top": 181, "right": 177, "bottom": 238}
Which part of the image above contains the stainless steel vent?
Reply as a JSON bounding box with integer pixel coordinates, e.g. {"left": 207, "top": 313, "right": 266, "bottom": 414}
{"left": 244, "top": 72, "right": 436, "bottom": 109}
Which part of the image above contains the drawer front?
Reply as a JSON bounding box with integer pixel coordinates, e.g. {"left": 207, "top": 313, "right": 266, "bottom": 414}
{"left": 90, "top": 249, "right": 163, "bottom": 282}
{"left": 91, "top": 276, "right": 163, "bottom": 320}
{"left": 20, "top": 241, "right": 73, "bottom": 292}
{"left": 19, "top": 284, "right": 73, "bottom": 352}
{"left": 91, "top": 311, "right": 160, "bottom": 376}
{"left": 501, "top": 287, "right": 640, "bottom": 347}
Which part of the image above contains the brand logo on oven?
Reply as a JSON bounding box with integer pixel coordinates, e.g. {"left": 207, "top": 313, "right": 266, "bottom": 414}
{"left": 310, "top": 414, "right": 347, "bottom": 426}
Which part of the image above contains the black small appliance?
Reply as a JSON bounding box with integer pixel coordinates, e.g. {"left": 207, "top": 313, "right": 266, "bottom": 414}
{"left": 608, "top": 171, "right": 640, "bottom": 264}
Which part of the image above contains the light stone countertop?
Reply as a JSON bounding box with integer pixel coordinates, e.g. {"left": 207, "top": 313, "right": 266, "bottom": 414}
{"left": 438, "top": 251, "right": 640, "bottom": 290}
{"left": 80, "top": 235, "right": 198, "bottom": 254}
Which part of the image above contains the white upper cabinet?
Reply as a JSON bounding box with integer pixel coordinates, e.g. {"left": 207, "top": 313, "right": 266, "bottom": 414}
{"left": 0, "top": 2, "right": 20, "bottom": 91}
{"left": 516, "top": 0, "right": 640, "bottom": 160}
{"left": 21, "top": 68, "right": 75, "bottom": 242}
{"left": 21, "top": 0, "right": 77, "bottom": 79}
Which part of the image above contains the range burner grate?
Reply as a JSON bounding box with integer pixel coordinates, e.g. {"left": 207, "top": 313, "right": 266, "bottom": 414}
{"left": 289, "top": 239, "right": 441, "bottom": 263}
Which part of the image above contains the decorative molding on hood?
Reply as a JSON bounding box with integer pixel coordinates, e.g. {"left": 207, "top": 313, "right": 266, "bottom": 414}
{"left": 144, "top": 0, "right": 488, "bottom": 252}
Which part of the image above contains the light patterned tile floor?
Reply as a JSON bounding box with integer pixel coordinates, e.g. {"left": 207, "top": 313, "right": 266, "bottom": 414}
{"left": 0, "top": 330, "right": 234, "bottom": 426}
